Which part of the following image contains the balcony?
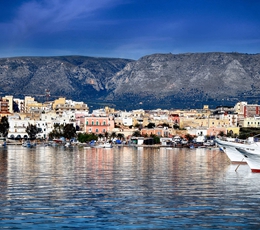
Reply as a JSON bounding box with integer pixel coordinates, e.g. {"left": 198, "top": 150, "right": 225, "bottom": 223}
{"left": 86, "top": 123, "right": 110, "bottom": 127}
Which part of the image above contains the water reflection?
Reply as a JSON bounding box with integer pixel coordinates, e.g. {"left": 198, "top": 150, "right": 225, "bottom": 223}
{"left": 0, "top": 145, "right": 259, "bottom": 229}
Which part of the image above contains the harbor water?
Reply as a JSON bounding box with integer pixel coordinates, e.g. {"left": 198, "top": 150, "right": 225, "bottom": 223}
{"left": 0, "top": 145, "right": 260, "bottom": 229}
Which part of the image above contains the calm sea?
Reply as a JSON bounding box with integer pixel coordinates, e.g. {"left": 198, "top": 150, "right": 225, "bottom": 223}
{"left": 0, "top": 145, "right": 260, "bottom": 229}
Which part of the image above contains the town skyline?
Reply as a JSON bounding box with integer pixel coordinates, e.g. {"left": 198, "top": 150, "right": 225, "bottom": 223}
{"left": 1, "top": 94, "right": 260, "bottom": 142}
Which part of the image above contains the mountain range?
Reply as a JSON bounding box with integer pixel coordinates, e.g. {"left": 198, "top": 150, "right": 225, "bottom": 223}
{"left": 1, "top": 52, "right": 260, "bottom": 111}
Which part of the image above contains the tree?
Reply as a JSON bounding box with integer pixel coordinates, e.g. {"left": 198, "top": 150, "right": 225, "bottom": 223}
{"left": 147, "top": 123, "right": 155, "bottom": 128}
{"left": 0, "top": 116, "right": 9, "bottom": 137}
{"left": 117, "top": 133, "right": 124, "bottom": 140}
{"left": 150, "top": 134, "right": 160, "bottom": 144}
{"left": 227, "top": 130, "right": 233, "bottom": 137}
{"left": 104, "top": 132, "right": 109, "bottom": 141}
{"left": 132, "top": 130, "right": 141, "bottom": 137}
{"left": 184, "top": 134, "right": 193, "bottom": 142}
{"left": 63, "top": 124, "right": 76, "bottom": 140}
{"left": 110, "top": 132, "right": 117, "bottom": 140}
{"left": 219, "top": 131, "right": 225, "bottom": 137}
{"left": 77, "top": 132, "right": 98, "bottom": 143}
{"left": 98, "top": 133, "right": 104, "bottom": 141}
{"left": 48, "top": 123, "right": 64, "bottom": 139}
{"left": 26, "top": 123, "right": 39, "bottom": 140}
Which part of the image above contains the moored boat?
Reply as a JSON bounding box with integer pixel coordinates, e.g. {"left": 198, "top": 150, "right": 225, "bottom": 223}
{"left": 217, "top": 144, "right": 246, "bottom": 164}
{"left": 96, "top": 142, "right": 112, "bottom": 148}
{"left": 235, "top": 148, "right": 260, "bottom": 173}
{"left": 215, "top": 138, "right": 260, "bottom": 164}
{"left": 22, "top": 140, "right": 35, "bottom": 148}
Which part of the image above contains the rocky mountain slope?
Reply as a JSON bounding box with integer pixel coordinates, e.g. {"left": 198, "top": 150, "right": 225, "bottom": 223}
{"left": 0, "top": 56, "right": 133, "bottom": 103}
{"left": 106, "top": 52, "right": 260, "bottom": 109}
{"left": 1, "top": 53, "right": 260, "bottom": 110}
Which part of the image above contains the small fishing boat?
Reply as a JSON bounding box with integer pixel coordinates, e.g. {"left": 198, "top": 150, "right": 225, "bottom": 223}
{"left": 95, "top": 142, "right": 112, "bottom": 148}
{"left": 22, "top": 140, "right": 35, "bottom": 148}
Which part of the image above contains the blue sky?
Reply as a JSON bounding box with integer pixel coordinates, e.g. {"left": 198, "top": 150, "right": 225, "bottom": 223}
{"left": 0, "top": 0, "right": 260, "bottom": 60}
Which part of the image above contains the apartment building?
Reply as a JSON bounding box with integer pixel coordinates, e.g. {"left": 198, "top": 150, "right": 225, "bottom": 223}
{"left": 85, "top": 115, "right": 115, "bottom": 134}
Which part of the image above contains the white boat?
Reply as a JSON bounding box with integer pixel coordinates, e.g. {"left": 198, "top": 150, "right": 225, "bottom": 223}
{"left": 235, "top": 148, "right": 260, "bottom": 173}
{"left": 1, "top": 141, "right": 7, "bottom": 147}
{"left": 215, "top": 139, "right": 246, "bottom": 163}
{"left": 94, "top": 142, "right": 112, "bottom": 148}
{"left": 215, "top": 138, "right": 260, "bottom": 172}
{"left": 101, "top": 142, "right": 112, "bottom": 148}
{"left": 64, "top": 142, "right": 71, "bottom": 147}
{"left": 203, "top": 140, "right": 215, "bottom": 146}
{"left": 223, "top": 146, "right": 246, "bottom": 164}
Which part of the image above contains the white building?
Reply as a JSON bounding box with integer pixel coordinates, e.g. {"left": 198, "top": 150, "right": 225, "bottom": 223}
{"left": 8, "top": 114, "right": 34, "bottom": 139}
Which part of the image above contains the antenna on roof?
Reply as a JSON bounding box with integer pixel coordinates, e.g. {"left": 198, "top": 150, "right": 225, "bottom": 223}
{"left": 45, "top": 89, "right": 50, "bottom": 102}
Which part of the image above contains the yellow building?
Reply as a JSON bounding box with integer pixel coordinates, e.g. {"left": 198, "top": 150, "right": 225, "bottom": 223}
{"left": 226, "top": 127, "right": 240, "bottom": 136}
{"left": 105, "top": 106, "right": 115, "bottom": 114}
{"left": 52, "top": 97, "right": 89, "bottom": 114}
{"left": 180, "top": 117, "right": 231, "bottom": 129}
{"left": 52, "top": 97, "right": 66, "bottom": 110}
{"left": 24, "top": 96, "right": 42, "bottom": 113}
{"left": 239, "top": 117, "right": 260, "bottom": 128}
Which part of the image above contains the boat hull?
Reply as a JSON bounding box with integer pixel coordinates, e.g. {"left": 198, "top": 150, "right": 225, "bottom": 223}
{"left": 215, "top": 139, "right": 247, "bottom": 163}
{"left": 221, "top": 145, "right": 246, "bottom": 164}
{"left": 235, "top": 148, "right": 260, "bottom": 172}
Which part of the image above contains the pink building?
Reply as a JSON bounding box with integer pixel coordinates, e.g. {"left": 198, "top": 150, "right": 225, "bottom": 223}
{"left": 207, "top": 127, "right": 227, "bottom": 137}
{"left": 85, "top": 115, "right": 115, "bottom": 134}
{"left": 141, "top": 127, "right": 170, "bottom": 137}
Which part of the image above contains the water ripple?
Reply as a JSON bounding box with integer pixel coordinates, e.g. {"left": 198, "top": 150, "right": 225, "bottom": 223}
{"left": 0, "top": 146, "right": 260, "bottom": 229}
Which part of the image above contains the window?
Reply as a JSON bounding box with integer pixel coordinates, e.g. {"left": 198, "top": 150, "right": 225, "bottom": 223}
{"left": 96, "top": 129, "right": 99, "bottom": 133}
{"left": 86, "top": 121, "right": 88, "bottom": 125}
{"left": 103, "top": 121, "right": 106, "bottom": 125}
{"left": 96, "top": 121, "right": 99, "bottom": 125}
{"left": 92, "top": 121, "right": 94, "bottom": 125}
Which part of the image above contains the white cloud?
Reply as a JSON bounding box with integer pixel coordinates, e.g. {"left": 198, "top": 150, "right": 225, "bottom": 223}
{"left": 0, "top": 0, "right": 120, "bottom": 39}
